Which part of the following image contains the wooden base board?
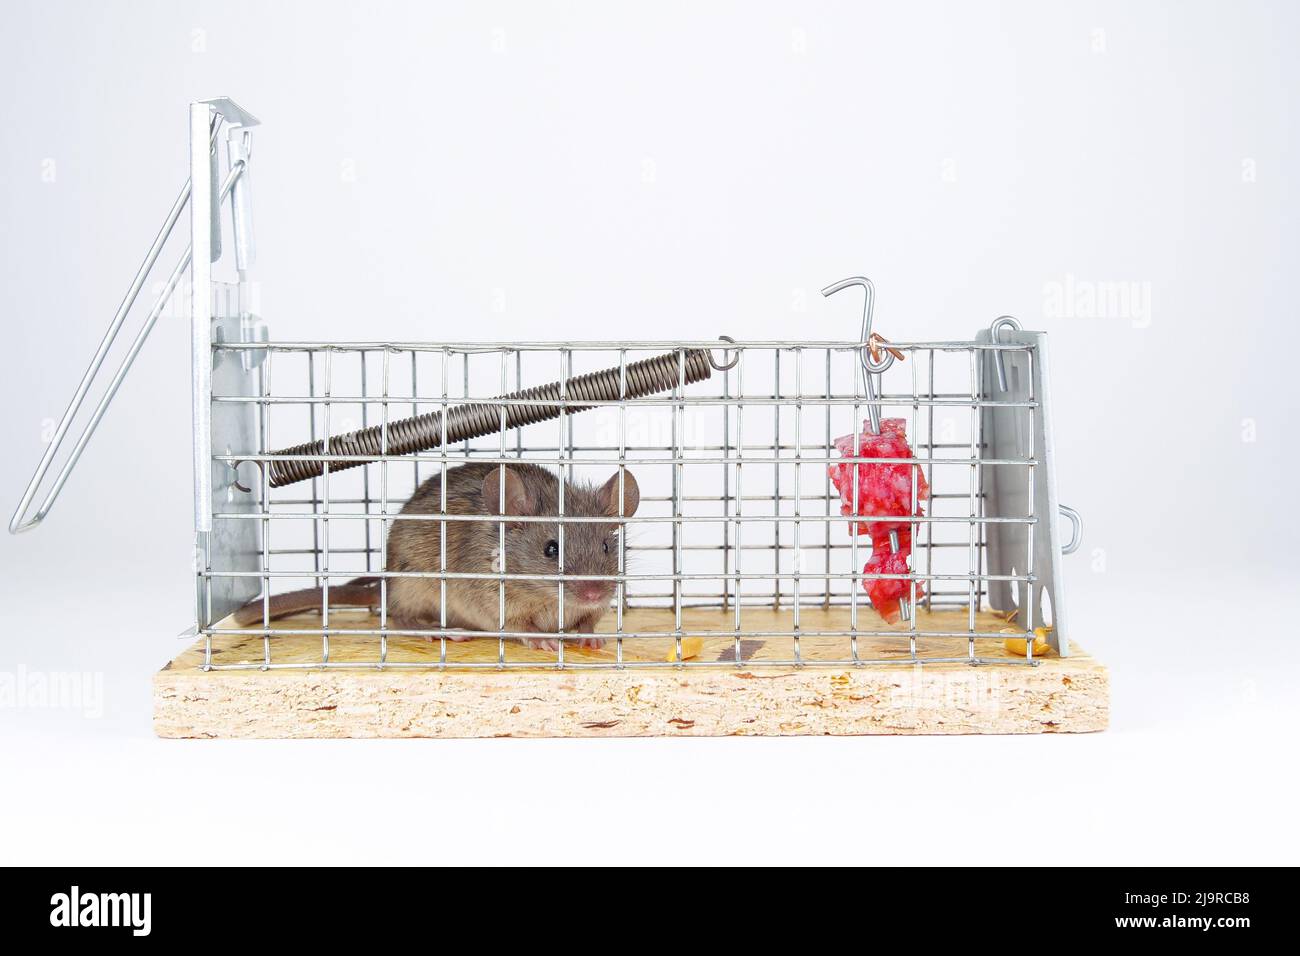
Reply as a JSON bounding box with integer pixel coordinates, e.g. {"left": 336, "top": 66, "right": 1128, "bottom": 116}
{"left": 154, "top": 606, "right": 1108, "bottom": 737}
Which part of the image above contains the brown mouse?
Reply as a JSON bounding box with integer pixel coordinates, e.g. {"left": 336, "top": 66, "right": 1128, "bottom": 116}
{"left": 233, "top": 463, "right": 640, "bottom": 651}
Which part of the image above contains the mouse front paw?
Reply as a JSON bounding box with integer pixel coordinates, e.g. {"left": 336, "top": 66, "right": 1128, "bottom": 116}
{"left": 521, "top": 636, "right": 561, "bottom": 652}
{"left": 569, "top": 613, "right": 606, "bottom": 649}
{"left": 519, "top": 635, "right": 604, "bottom": 651}
{"left": 392, "top": 616, "right": 472, "bottom": 643}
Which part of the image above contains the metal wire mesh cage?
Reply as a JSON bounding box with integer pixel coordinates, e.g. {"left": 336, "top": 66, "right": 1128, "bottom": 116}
{"left": 11, "top": 98, "right": 1081, "bottom": 674}
{"left": 200, "top": 320, "right": 1078, "bottom": 670}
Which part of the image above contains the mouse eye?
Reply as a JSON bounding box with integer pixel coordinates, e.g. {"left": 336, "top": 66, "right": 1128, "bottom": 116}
{"left": 603, "top": 539, "right": 610, "bottom": 554}
{"left": 544, "top": 540, "right": 559, "bottom": 559}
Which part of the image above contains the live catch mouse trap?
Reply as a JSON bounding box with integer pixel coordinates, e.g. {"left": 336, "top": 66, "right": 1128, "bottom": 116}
{"left": 11, "top": 98, "right": 1107, "bottom": 737}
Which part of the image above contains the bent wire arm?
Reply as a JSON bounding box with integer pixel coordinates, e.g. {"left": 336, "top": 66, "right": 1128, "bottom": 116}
{"left": 8, "top": 116, "right": 247, "bottom": 534}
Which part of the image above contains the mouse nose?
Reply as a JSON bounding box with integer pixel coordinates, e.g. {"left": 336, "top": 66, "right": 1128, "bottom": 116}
{"left": 572, "top": 582, "right": 609, "bottom": 604}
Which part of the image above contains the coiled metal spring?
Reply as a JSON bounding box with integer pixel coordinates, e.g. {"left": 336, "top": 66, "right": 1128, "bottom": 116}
{"left": 266, "top": 348, "right": 716, "bottom": 488}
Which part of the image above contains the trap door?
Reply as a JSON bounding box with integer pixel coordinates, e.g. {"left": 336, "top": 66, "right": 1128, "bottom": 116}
{"left": 977, "top": 328, "right": 1071, "bottom": 655}
{"left": 190, "top": 97, "right": 263, "bottom": 626}
{"left": 202, "top": 283, "right": 263, "bottom": 623}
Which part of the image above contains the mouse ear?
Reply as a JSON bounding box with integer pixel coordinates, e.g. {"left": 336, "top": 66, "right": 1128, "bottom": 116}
{"left": 482, "top": 466, "right": 533, "bottom": 516}
{"left": 598, "top": 469, "right": 640, "bottom": 517}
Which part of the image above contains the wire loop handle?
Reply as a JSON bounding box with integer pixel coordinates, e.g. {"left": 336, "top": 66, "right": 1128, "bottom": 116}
{"left": 990, "top": 315, "right": 1022, "bottom": 391}
{"left": 1059, "top": 504, "right": 1083, "bottom": 556}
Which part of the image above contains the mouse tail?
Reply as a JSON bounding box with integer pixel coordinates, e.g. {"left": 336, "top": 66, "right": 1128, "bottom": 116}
{"left": 231, "top": 577, "right": 382, "bottom": 627}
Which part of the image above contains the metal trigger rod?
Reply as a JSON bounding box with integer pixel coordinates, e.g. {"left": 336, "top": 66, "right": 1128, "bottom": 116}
{"left": 822, "top": 276, "right": 912, "bottom": 622}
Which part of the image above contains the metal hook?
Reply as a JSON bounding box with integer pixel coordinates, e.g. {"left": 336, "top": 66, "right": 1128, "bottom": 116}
{"left": 708, "top": 335, "right": 739, "bottom": 371}
{"left": 823, "top": 275, "right": 895, "bottom": 436}
{"left": 821, "top": 275, "right": 912, "bottom": 623}
{"left": 230, "top": 459, "right": 263, "bottom": 494}
{"left": 990, "top": 315, "right": 1021, "bottom": 391}
{"left": 1059, "top": 504, "right": 1083, "bottom": 556}
{"left": 821, "top": 276, "right": 897, "bottom": 376}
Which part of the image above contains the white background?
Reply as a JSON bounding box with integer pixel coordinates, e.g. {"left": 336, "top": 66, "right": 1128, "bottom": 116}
{"left": 1, "top": 0, "right": 1296, "bottom": 865}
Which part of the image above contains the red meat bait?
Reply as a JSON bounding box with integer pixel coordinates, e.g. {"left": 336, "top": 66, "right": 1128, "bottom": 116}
{"left": 862, "top": 548, "right": 915, "bottom": 626}
{"left": 828, "top": 418, "right": 929, "bottom": 535}
{"left": 828, "top": 418, "right": 929, "bottom": 622}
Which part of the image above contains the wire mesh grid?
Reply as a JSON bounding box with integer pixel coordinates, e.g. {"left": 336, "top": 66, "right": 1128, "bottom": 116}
{"left": 199, "top": 337, "right": 1041, "bottom": 670}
